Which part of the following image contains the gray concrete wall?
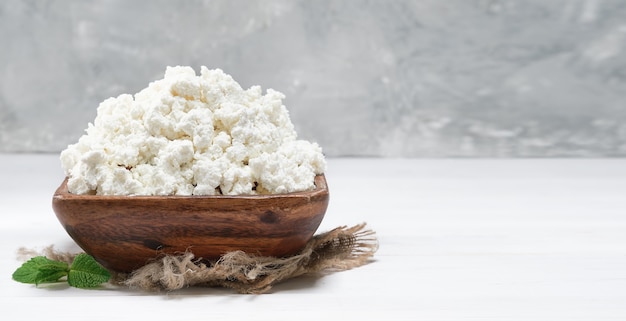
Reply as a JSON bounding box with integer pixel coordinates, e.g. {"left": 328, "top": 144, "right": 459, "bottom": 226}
{"left": 1, "top": 0, "right": 625, "bottom": 157}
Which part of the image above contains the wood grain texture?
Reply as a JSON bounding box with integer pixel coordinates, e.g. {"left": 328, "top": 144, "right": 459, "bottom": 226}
{"left": 52, "top": 175, "right": 329, "bottom": 272}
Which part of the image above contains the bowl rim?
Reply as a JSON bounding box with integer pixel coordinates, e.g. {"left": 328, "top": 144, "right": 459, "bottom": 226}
{"left": 54, "top": 174, "right": 328, "bottom": 201}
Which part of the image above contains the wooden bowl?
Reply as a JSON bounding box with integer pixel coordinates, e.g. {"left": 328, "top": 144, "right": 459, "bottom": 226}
{"left": 52, "top": 175, "right": 329, "bottom": 272}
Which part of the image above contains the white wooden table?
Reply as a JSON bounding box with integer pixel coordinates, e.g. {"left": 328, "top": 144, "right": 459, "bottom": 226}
{"left": 1, "top": 154, "right": 625, "bottom": 320}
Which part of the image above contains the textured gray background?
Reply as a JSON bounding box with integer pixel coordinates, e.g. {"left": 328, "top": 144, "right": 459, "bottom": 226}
{"left": 1, "top": 0, "right": 626, "bottom": 157}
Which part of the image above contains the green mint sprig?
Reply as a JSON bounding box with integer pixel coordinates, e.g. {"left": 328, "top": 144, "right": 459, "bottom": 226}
{"left": 12, "top": 253, "right": 111, "bottom": 288}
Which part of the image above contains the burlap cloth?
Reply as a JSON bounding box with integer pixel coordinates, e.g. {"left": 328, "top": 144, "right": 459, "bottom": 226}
{"left": 18, "top": 223, "right": 377, "bottom": 294}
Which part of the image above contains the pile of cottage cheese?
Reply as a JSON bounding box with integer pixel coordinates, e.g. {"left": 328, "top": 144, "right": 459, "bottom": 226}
{"left": 60, "top": 66, "right": 326, "bottom": 196}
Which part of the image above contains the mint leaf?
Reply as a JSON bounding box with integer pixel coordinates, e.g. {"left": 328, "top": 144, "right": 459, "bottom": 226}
{"left": 67, "top": 253, "right": 111, "bottom": 288}
{"left": 12, "top": 256, "right": 69, "bottom": 284}
{"left": 13, "top": 254, "right": 110, "bottom": 289}
{"left": 36, "top": 269, "right": 69, "bottom": 284}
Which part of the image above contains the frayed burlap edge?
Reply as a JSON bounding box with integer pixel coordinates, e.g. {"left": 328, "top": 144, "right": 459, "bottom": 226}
{"left": 17, "top": 223, "right": 378, "bottom": 294}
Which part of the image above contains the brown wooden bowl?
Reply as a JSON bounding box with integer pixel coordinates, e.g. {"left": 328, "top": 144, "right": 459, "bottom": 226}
{"left": 52, "top": 175, "right": 329, "bottom": 272}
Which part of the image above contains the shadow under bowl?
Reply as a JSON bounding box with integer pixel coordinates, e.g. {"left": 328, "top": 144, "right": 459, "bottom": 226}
{"left": 52, "top": 175, "right": 329, "bottom": 272}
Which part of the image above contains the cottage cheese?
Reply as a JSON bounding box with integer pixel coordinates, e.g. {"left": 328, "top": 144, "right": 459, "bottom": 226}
{"left": 60, "top": 66, "right": 326, "bottom": 196}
